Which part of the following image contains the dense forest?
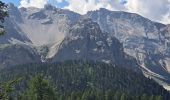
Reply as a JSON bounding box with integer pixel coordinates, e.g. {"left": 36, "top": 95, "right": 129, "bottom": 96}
{"left": 0, "top": 61, "right": 169, "bottom": 100}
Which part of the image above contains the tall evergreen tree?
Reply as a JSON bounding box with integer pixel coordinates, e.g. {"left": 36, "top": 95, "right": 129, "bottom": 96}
{"left": 149, "top": 95, "right": 154, "bottom": 100}
{"left": 0, "top": 1, "right": 8, "bottom": 35}
{"left": 141, "top": 94, "right": 148, "bottom": 100}
{"left": 114, "top": 91, "right": 121, "bottom": 100}
{"left": 155, "top": 96, "right": 163, "bottom": 100}
{"left": 0, "top": 78, "right": 21, "bottom": 100}
{"left": 120, "top": 93, "right": 126, "bottom": 100}
{"left": 24, "top": 75, "right": 57, "bottom": 100}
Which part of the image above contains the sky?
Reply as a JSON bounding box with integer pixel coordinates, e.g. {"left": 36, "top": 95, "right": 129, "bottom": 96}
{"left": 2, "top": 0, "right": 170, "bottom": 24}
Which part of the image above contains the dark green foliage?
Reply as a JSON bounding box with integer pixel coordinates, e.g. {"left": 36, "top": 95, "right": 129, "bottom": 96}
{"left": 59, "top": 90, "right": 163, "bottom": 100}
{"left": 0, "top": 1, "right": 8, "bottom": 35}
{"left": 0, "top": 61, "right": 169, "bottom": 100}
{"left": 0, "top": 78, "right": 21, "bottom": 100}
{"left": 19, "top": 74, "right": 57, "bottom": 100}
{"left": 120, "top": 93, "right": 126, "bottom": 100}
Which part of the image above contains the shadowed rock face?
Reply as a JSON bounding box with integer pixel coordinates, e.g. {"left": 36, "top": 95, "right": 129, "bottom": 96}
{"left": 1, "top": 4, "right": 170, "bottom": 90}
{"left": 52, "top": 19, "right": 140, "bottom": 72}
{"left": 0, "top": 44, "right": 41, "bottom": 69}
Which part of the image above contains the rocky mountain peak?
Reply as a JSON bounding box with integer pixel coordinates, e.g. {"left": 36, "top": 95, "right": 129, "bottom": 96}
{"left": 70, "top": 18, "right": 102, "bottom": 36}
{"left": 44, "top": 4, "right": 56, "bottom": 10}
{"left": 7, "top": 3, "right": 16, "bottom": 10}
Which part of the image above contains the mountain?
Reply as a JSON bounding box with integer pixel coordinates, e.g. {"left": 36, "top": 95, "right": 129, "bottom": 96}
{"left": 0, "top": 44, "right": 40, "bottom": 69}
{"left": 85, "top": 8, "right": 170, "bottom": 89}
{"left": 51, "top": 18, "right": 139, "bottom": 71}
{"left": 1, "top": 3, "right": 170, "bottom": 90}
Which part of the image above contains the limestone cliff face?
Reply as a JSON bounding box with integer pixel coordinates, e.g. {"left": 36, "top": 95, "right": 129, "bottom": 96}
{"left": 86, "top": 8, "right": 170, "bottom": 89}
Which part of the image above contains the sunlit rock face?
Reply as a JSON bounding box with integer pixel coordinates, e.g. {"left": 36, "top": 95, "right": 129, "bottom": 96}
{"left": 2, "top": 4, "right": 80, "bottom": 63}
{"left": 85, "top": 8, "right": 170, "bottom": 89}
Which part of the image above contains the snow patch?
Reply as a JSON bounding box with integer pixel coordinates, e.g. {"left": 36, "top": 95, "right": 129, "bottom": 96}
{"left": 96, "top": 41, "right": 103, "bottom": 46}
{"left": 163, "top": 84, "right": 170, "bottom": 91}
{"left": 93, "top": 48, "right": 98, "bottom": 52}
{"left": 90, "top": 35, "right": 95, "bottom": 39}
{"left": 9, "top": 38, "right": 26, "bottom": 44}
{"left": 71, "top": 35, "right": 84, "bottom": 41}
{"left": 41, "top": 18, "right": 52, "bottom": 24}
{"left": 102, "top": 59, "right": 111, "bottom": 64}
{"left": 107, "top": 37, "right": 112, "bottom": 46}
{"left": 75, "top": 49, "right": 80, "bottom": 54}
{"left": 72, "top": 36, "right": 79, "bottom": 40}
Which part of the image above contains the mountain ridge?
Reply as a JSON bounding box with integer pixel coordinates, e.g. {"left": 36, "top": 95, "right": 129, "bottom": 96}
{"left": 1, "top": 3, "right": 170, "bottom": 90}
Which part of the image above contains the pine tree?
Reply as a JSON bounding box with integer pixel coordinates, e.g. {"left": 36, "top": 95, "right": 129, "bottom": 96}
{"left": 120, "top": 93, "right": 126, "bottom": 100}
{"left": 81, "top": 90, "right": 92, "bottom": 100}
{"left": 155, "top": 96, "right": 163, "bottom": 100}
{"left": 105, "top": 91, "right": 110, "bottom": 100}
{"left": 0, "top": 78, "right": 21, "bottom": 100}
{"left": 141, "top": 94, "right": 148, "bottom": 100}
{"left": 149, "top": 95, "right": 154, "bottom": 100}
{"left": 0, "top": 1, "right": 8, "bottom": 35}
{"left": 25, "top": 75, "right": 57, "bottom": 100}
{"left": 114, "top": 91, "right": 121, "bottom": 100}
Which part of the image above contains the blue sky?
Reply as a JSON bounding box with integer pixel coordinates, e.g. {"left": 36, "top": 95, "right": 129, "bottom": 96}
{"left": 2, "top": 0, "right": 127, "bottom": 8}
{"left": 2, "top": 0, "right": 68, "bottom": 8}
{"left": 2, "top": 0, "right": 128, "bottom": 8}
{"left": 2, "top": 0, "right": 20, "bottom": 6}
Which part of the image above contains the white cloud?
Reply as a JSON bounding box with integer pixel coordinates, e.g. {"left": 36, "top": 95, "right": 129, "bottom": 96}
{"left": 64, "top": 0, "right": 126, "bottom": 14}
{"left": 19, "top": 0, "right": 170, "bottom": 24}
{"left": 124, "top": 0, "right": 170, "bottom": 24}
{"left": 56, "top": 0, "right": 64, "bottom": 3}
{"left": 19, "top": 0, "right": 49, "bottom": 8}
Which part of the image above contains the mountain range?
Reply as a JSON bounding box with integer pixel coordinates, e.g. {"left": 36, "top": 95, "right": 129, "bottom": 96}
{"left": 1, "top": 3, "right": 170, "bottom": 91}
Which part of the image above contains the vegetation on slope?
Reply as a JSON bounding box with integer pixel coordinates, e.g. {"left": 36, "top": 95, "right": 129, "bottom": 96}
{"left": 0, "top": 61, "right": 169, "bottom": 100}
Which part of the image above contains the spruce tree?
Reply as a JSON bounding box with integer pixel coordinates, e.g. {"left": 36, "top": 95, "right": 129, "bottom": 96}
{"left": 141, "top": 94, "right": 148, "bottom": 100}
{"left": 0, "top": 78, "right": 21, "bottom": 100}
{"left": 25, "top": 75, "right": 57, "bottom": 100}
{"left": 149, "top": 95, "right": 154, "bottom": 100}
{"left": 0, "top": 1, "right": 8, "bottom": 35}
{"left": 120, "top": 93, "right": 126, "bottom": 100}
{"left": 155, "top": 96, "right": 163, "bottom": 100}
{"left": 114, "top": 91, "right": 121, "bottom": 100}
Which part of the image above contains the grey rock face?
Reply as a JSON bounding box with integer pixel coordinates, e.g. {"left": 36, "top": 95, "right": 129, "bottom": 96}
{"left": 1, "top": 4, "right": 170, "bottom": 89}
{"left": 0, "top": 3, "right": 30, "bottom": 44}
{"left": 85, "top": 8, "right": 170, "bottom": 89}
{"left": 52, "top": 19, "right": 140, "bottom": 71}
{"left": 0, "top": 4, "right": 81, "bottom": 68}
{"left": 0, "top": 44, "right": 41, "bottom": 69}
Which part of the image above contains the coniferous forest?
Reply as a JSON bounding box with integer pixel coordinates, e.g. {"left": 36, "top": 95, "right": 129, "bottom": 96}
{"left": 0, "top": 61, "right": 169, "bottom": 100}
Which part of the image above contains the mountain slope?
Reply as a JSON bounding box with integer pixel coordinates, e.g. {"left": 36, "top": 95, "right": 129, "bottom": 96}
{"left": 1, "top": 4, "right": 170, "bottom": 90}
{"left": 0, "top": 44, "right": 40, "bottom": 69}
{"left": 85, "top": 8, "right": 170, "bottom": 89}
{"left": 52, "top": 18, "right": 140, "bottom": 71}
{"left": 0, "top": 61, "right": 169, "bottom": 100}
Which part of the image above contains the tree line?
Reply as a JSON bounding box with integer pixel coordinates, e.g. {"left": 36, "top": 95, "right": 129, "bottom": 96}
{"left": 0, "top": 61, "right": 169, "bottom": 100}
{"left": 0, "top": 74, "right": 164, "bottom": 100}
